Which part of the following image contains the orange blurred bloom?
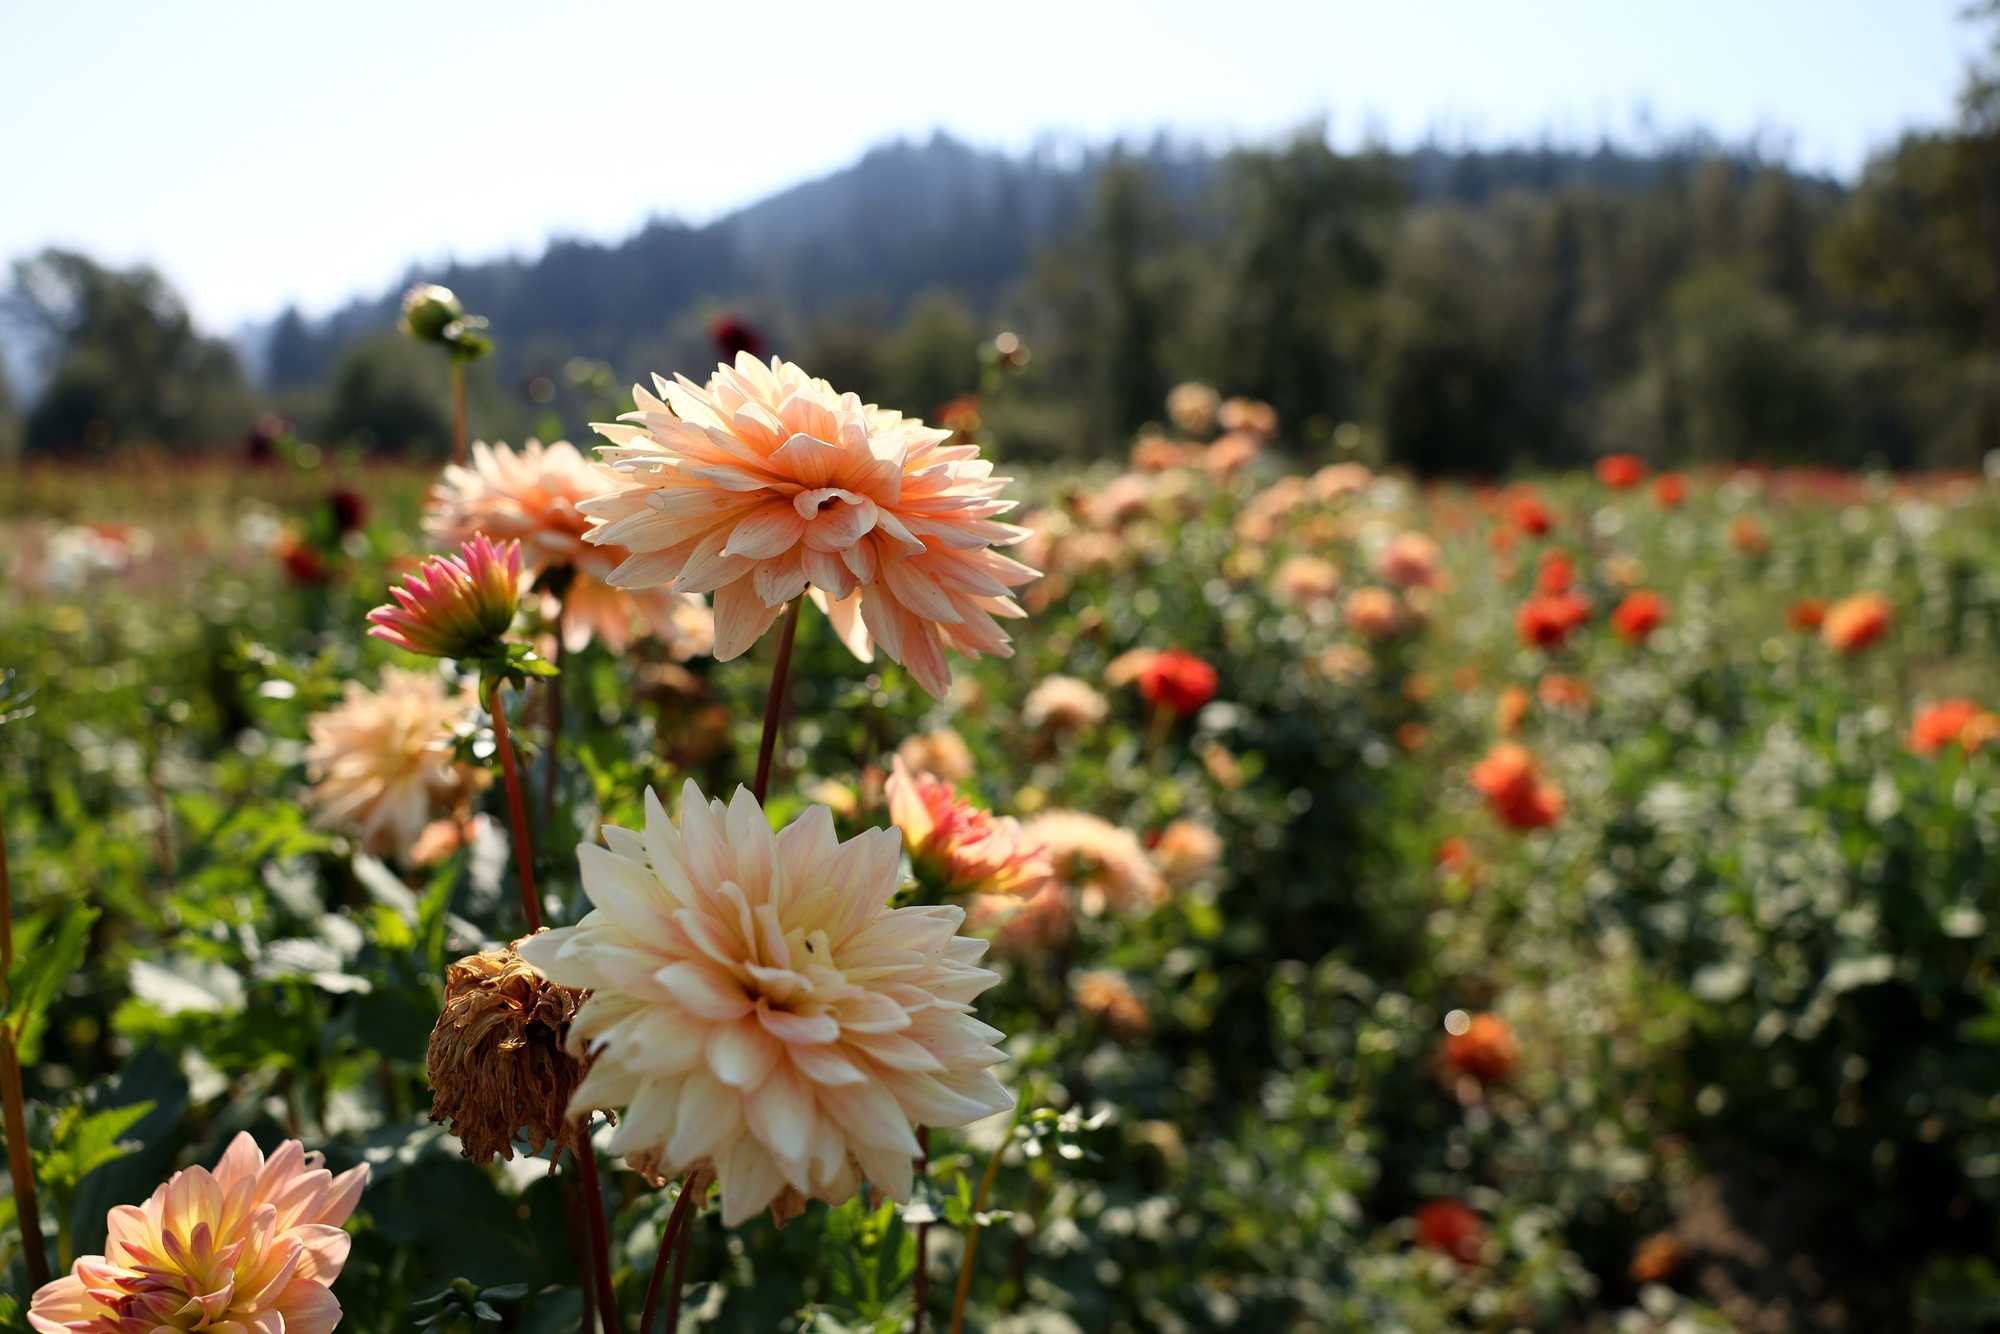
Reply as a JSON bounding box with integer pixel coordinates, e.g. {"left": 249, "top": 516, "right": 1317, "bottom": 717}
{"left": 1595, "top": 454, "right": 1646, "bottom": 488}
{"left": 1630, "top": 1233, "right": 1686, "bottom": 1284}
{"left": 1787, "top": 598, "right": 1827, "bottom": 632}
{"left": 1652, "top": 473, "right": 1688, "bottom": 507}
{"left": 1821, "top": 592, "right": 1892, "bottom": 653}
{"left": 1497, "top": 685, "right": 1530, "bottom": 734}
{"left": 1537, "top": 674, "right": 1592, "bottom": 712}
{"left": 1910, "top": 699, "right": 1999, "bottom": 756}
{"left": 1728, "top": 515, "right": 1769, "bottom": 555}
{"left": 1470, "top": 742, "right": 1563, "bottom": 830}
{"left": 1611, "top": 590, "right": 1667, "bottom": 644}
{"left": 1441, "top": 1012, "right": 1519, "bottom": 1084}
{"left": 1343, "top": 587, "right": 1403, "bottom": 640}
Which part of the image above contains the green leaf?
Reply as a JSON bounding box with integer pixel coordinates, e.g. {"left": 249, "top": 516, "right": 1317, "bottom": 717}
{"left": 5, "top": 905, "right": 99, "bottom": 1060}
{"left": 37, "top": 1100, "right": 155, "bottom": 1194}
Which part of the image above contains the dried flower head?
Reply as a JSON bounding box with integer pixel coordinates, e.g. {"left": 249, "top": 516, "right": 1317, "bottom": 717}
{"left": 427, "top": 939, "right": 592, "bottom": 1166}
{"left": 368, "top": 533, "right": 523, "bottom": 660}
{"left": 517, "top": 781, "right": 1013, "bottom": 1227}
{"left": 29, "top": 1133, "right": 367, "bottom": 1334}
{"left": 306, "top": 667, "right": 487, "bottom": 856}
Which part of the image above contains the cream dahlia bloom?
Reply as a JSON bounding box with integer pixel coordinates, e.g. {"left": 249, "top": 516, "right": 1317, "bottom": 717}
{"left": 517, "top": 780, "right": 1013, "bottom": 1226}
{"left": 29, "top": 1133, "right": 368, "bottom": 1334}
{"left": 306, "top": 667, "right": 486, "bottom": 855}
{"left": 429, "top": 439, "right": 714, "bottom": 656}
{"left": 581, "top": 355, "right": 1037, "bottom": 697}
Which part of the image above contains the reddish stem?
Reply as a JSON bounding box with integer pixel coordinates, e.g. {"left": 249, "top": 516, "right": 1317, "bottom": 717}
{"left": 913, "top": 1126, "right": 930, "bottom": 1334}
{"left": 485, "top": 680, "right": 541, "bottom": 934}
{"left": 752, "top": 601, "right": 803, "bottom": 803}
{"left": 573, "top": 1137, "right": 623, "bottom": 1334}
{"left": 639, "top": 1173, "right": 703, "bottom": 1333}
{"left": 0, "top": 808, "right": 49, "bottom": 1290}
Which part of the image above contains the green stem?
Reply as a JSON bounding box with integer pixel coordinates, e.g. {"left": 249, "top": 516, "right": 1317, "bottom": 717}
{"left": 947, "top": 1092, "right": 1032, "bottom": 1334}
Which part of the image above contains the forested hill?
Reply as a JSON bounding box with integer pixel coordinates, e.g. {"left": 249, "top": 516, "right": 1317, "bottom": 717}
{"left": 257, "top": 132, "right": 1779, "bottom": 390}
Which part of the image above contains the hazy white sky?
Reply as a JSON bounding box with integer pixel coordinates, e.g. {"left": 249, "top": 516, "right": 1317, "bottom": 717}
{"left": 0, "top": 0, "right": 1975, "bottom": 329}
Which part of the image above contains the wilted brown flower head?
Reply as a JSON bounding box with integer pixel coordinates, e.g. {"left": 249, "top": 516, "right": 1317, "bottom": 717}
{"left": 427, "top": 939, "right": 591, "bottom": 1168}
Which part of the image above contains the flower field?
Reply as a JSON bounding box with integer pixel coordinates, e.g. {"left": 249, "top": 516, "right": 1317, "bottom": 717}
{"left": 4, "top": 372, "right": 2000, "bottom": 1332}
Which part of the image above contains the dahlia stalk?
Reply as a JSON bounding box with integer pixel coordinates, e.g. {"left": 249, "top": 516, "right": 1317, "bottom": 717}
{"left": 2, "top": 796, "right": 50, "bottom": 1292}
{"left": 400, "top": 283, "right": 492, "bottom": 466}
{"left": 367, "top": 533, "right": 554, "bottom": 931}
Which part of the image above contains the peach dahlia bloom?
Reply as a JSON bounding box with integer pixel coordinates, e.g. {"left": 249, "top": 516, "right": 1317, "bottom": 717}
{"left": 517, "top": 781, "right": 1013, "bottom": 1226}
{"left": 429, "top": 439, "right": 714, "bottom": 656}
{"left": 1022, "top": 675, "right": 1109, "bottom": 733}
{"left": 582, "top": 355, "right": 1038, "bottom": 698}
{"left": 30, "top": 1133, "right": 368, "bottom": 1334}
{"left": 1021, "top": 811, "right": 1166, "bottom": 915}
{"left": 305, "top": 667, "right": 486, "bottom": 855}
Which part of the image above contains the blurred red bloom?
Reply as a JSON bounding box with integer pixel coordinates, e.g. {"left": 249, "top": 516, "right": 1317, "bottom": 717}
{"left": 1442, "top": 1012, "right": 1520, "bottom": 1084}
{"left": 1611, "top": 591, "right": 1667, "bottom": 644}
{"left": 1435, "top": 836, "right": 1480, "bottom": 884}
{"left": 1822, "top": 592, "right": 1892, "bottom": 653}
{"left": 1508, "top": 490, "right": 1553, "bottom": 536}
{"left": 276, "top": 535, "right": 330, "bottom": 586}
{"left": 1787, "top": 598, "right": 1827, "bottom": 632}
{"left": 1652, "top": 473, "right": 1688, "bottom": 507}
{"left": 1516, "top": 592, "right": 1591, "bottom": 649}
{"left": 709, "top": 314, "right": 766, "bottom": 360}
{"left": 1537, "top": 674, "right": 1592, "bottom": 712}
{"left": 1496, "top": 685, "right": 1530, "bottom": 734}
{"left": 328, "top": 488, "right": 368, "bottom": 536}
{"left": 1535, "top": 550, "right": 1575, "bottom": 595}
{"left": 1470, "top": 742, "right": 1564, "bottom": 830}
{"left": 1595, "top": 454, "right": 1646, "bottom": 488}
{"left": 1137, "top": 650, "right": 1218, "bottom": 717}
{"left": 1414, "top": 1200, "right": 1486, "bottom": 1265}
{"left": 1910, "top": 699, "right": 1998, "bottom": 755}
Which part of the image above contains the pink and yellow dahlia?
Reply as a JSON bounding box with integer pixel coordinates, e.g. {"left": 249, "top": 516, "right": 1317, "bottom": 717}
{"left": 367, "top": 532, "right": 523, "bottom": 660}
{"left": 887, "top": 757, "right": 1053, "bottom": 898}
{"left": 580, "top": 355, "right": 1037, "bottom": 697}
{"left": 517, "top": 780, "right": 1013, "bottom": 1226}
{"left": 29, "top": 1133, "right": 368, "bottom": 1334}
{"left": 428, "top": 439, "right": 713, "bottom": 656}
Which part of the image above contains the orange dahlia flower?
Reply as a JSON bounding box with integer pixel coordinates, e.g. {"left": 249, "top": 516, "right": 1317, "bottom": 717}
{"left": 1822, "top": 592, "right": 1892, "bottom": 653}
{"left": 1470, "top": 743, "right": 1564, "bottom": 830}
{"left": 1611, "top": 590, "right": 1667, "bottom": 644}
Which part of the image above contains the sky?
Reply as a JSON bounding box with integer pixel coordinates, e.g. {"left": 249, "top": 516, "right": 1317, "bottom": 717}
{"left": 0, "top": 0, "right": 1977, "bottom": 331}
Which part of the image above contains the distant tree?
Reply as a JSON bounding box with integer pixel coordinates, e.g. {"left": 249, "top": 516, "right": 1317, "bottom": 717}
{"left": 8, "top": 249, "right": 253, "bottom": 453}
{"left": 316, "top": 333, "right": 452, "bottom": 455}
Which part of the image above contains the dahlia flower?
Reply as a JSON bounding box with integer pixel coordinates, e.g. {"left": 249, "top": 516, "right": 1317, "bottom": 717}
{"left": 887, "top": 757, "right": 1053, "bottom": 898}
{"left": 1377, "top": 531, "right": 1442, "bottom": 589}
{"left": 1021, "top": 811, "right": 1166, "bottom": 915}
{"left": 1594, "top": 453, "right": 1646, "bottom": 489}
{"left": 29, "top": 1133, "right": 368, "bottom": 1334}
{"left": 1822, "top": 592, "right": 1892, "bottom": 653}
{"left": 1342, "top": 587, "right": 1403, "bottom": 640}
{"left": 1516, "top": 592, "right": 1592, "bottom": 649}
{"left": 1132, "top": 649, "right": 1218, "bottom": 718}
{"left": 581, "top": 355, "right": 1037, "bottom": 698}
{"left": 1165, "top": 381, "right": 1220, "bottom": 436}
{"left": 1611, "top": 590, "right": 1668, "bottom": 644}
{"left": 1074, "top": 969, "right": 1149, "bottom": 1038}
{"left": 428, "top": 440, "right": 713, "bottom": 656}
{"left": 1470, "top": 743, "right": 1564, "bottom": 831}
{"left": 893, "top": 728, "right": 975, "bottom": 784}
{"left": 1151, "top": 818, "right": 1222, "bottom": 890}
{"left": 1910, "top": 698, "right": 1999, "bottom": 755}
{"left": 1440, "top": 1012, "right": 1519, "bottom": 1084}
{"left": 1272, "top": 554, "right": 1340, "bottom": 610}
{"left": 306, "top": 667, "right": 486, "bottom": 855}
{"left": 1413, "top": 1199, "right": 1486, "bottom": 1266}
{"left": 367, "top": 533, "right": 523, "bottom": 660}
{"left": 516, "top": 780, "right": 1013, "bottom": 1227}
{"left": 1022, "top": 675, "right": 1109, "bottom": 733}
